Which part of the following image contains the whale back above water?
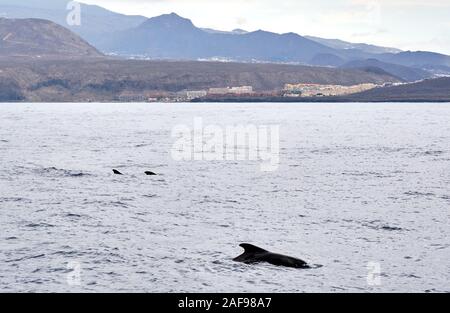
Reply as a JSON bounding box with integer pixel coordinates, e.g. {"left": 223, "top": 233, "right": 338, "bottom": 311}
{"left": 233, "top": 243, "right": 310, "bottom": 269}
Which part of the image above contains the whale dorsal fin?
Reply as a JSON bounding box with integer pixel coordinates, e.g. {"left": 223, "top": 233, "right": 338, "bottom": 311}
{"left": 240, "top": 244, "right": 268, "bottom": 254}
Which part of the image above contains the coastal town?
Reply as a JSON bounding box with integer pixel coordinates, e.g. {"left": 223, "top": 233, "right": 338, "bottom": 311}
{"left": 114, "top": 82, "right": 403, "bottom": 102}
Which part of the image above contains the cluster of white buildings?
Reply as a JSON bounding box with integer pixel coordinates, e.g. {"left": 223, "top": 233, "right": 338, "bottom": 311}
{"left": 180, "top": 86, "right": 254, "bottom": 100}
{"left": 185, "top": 90, "right": 208, "bottom": 100}
{"left": 119, "top": 82, "right": 383, "bottom": 102}
{"left": 208, "top": 86, "right": 254, "bottom": 95}
{"left": 283, "top": 83, "right": 378, "bottom": 97}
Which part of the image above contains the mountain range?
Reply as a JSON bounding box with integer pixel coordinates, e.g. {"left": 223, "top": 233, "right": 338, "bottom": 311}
{"left": 1, "top": 0, "right": 450, "bottom": 82}
{"left": 98, "top": 13, "right": 338, "bottom": 63}
{"left": 1, "top": 16, "right": 449, "bottom": 102}
{"left": 0, "top": 0, "right": 447, "bottom": 102}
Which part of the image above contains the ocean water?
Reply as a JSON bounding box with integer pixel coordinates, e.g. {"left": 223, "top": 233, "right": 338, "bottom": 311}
{"left": 0, "top": 102, "right": 449, "bottom": 293}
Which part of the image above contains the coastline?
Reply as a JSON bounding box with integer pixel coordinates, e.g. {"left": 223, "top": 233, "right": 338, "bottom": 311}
{"left": 191, "top": 97, "right": 450, "bottom": 103}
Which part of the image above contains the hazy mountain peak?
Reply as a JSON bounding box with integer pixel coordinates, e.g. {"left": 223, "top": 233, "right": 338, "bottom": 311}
{"left": 232, "top": 28, "right": 248, "bottom": 34}
{"left": 141, "top": 12, "right": 195, "bottom": 28}
{"left": 281, "top": 32, "right": 303, "bottom": 39}
{"left": 163, "top": 12, "right": 184, "bottom": 20}
{"left": 252, "top": 29, "right": 275, "bottom": 36}
{"left": 202, "top": 28, "right": 248, "bottom": 35}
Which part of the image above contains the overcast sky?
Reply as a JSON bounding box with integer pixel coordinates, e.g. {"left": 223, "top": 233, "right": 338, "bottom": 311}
{"left": 79, "top": 0, "right": 450, "bottom": 54}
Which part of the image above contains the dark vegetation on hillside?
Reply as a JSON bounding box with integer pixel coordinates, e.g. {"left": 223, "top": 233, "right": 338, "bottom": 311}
{"left": 0, "top": 59, "right": 399, "bottom": 102}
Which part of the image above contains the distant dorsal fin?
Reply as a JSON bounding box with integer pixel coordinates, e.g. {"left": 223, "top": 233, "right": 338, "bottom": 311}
{"left": 240, "top": 243, "right": 268, "bottom": 254}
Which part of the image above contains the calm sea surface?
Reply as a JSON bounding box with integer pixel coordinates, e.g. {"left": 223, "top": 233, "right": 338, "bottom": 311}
{"left": 0, "top": 103, "right": 449, "bottom": 292}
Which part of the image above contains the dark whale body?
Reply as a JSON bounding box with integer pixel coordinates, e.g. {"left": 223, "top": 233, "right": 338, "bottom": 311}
{"left": 112, "top": 169, "right": 123, "bottom": 175}
{"left": 233, "top": 244, "right": 310, "bottom": 269}
{"left": 145, "top": 171, "right": 157, "bottom": 176}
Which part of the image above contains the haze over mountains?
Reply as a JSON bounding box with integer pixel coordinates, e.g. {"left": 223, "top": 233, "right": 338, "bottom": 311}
{"left": 0, "top": 0, "right": 146, "bottom": 43}
{"left": 1, "top": 0, "right": 450, "bottom": 83}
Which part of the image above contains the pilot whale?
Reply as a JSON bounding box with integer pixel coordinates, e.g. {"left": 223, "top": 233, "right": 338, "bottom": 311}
{"left": 233, "top": 244, "right": 310, "bottom": 269}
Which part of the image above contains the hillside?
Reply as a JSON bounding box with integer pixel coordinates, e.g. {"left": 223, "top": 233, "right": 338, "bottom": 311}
{"left": 341, "top": 59, "right": 432, "bottom": 82}
{"left": 0, "top": 59, "right": 399, "bottom": 102}
{"left": 194, "top": 78, "right": 450, "bottom": 103}
{"left": 0, "top": 18, "right": 102, "bottom": 58}
{"left": 347, "top": 77, "right": 450, "bottom": 102}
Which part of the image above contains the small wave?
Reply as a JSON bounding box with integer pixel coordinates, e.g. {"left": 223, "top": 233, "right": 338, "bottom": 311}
{"left": 25, "top": 222, "right": 55, "bottom": 228}
{"left": 109, "top": 201, "right": 131, "bottom": 208}
{"left": 65, "top": 213, "right": 84, "bottom": 218}
{"left": 0, "top": 197, "right": 32, "bottom": 203}
{"left": 51, "top": 250, "right": 83, "bottom": 257}
{"left": 404, "top": 191, "right": 435, "bottom": 197}
{"left": 421, "top": 150, "right": 445, "bottom": 156}
{"left": 409, "top": 150, "right": 447, "bottom": 159}
{"left": 378, "top": 147, "right": 407, "bottom": 153}
{"left": 342, "top": 171, "right": 367, "bottom": 176}
{"left": 6, "top": 254, "right": 45, "bottom": 263}
{"left": 310, "top": 148, "right": 334, "bottom": 155}
{"left": 197, "top": 197, "right": 223, "bottom": 204}
{"left": 364, "top": 220, "right": 405, "bottom": 231}
{"left": 35, "top": 167, "right": 89, "bottom": 177}
{"left": 143, "top": 194, "right": 158, "bottom": 198}
{"left": 342, "top": 171, "right": 390, "bottom": 178}
{"left": 429, "top": 243, "right": 449, "bottom": 250}
{"left": 379, "top": 226, "right": 404, "bottom": 231}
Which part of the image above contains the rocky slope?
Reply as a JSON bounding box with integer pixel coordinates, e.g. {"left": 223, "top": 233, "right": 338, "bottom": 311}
{"left": 0, "top": 59, "right": 399, "bottom": 102}
{"left": 346, "top": 77, "right": 450, "bottom": 102}
{"left": 0, "top": 18, "right": 102, "bottom": 58}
